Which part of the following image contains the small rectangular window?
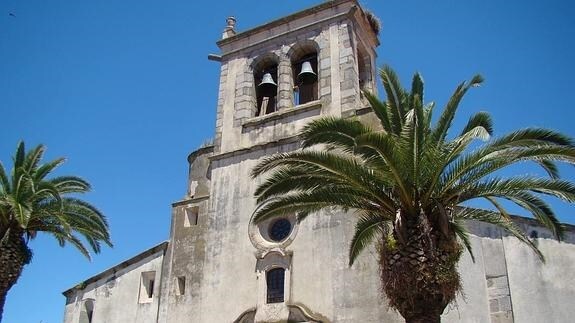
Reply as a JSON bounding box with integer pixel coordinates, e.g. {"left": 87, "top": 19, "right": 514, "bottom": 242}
{"left": 266, "top": 268, "right": 285, "bottom": 303}
{"left": 184, "top": 207, "right": 199, "bottom": 227}
{"left": 176, "top": 276, "right": 186, "bottom": 295}
{"left": 139, "top": 271, "right": 156, "bottom": 303}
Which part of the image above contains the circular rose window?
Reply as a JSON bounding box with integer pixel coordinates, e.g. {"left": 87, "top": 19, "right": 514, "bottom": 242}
{"left": 268, "top": 218, "right": 292, "bottom": 242}
{"left": 248, "top": 214, "right": 298, "bottom": 250}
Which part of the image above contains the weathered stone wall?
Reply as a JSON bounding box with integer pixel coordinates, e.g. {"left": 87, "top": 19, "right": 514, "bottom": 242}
{"left": 170, "top": 141, "right": 404, "bottom": 322}
{"left": 62, "top": 243, "right": 166, "bottom": 323}
{"left": 213, "top": 0, "right": 375, "bottom": 155}
{"left": 61, "top": 213, "right": 575, "bottom": 323}
{"left": 156, "top": 143, "right": 575, "bottom": 323}
{"left": 504, "top": 222, "right": 575, "bottom": 323}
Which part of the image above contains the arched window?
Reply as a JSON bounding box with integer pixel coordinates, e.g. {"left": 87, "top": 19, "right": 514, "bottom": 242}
{"left": 252, "top": 54, "right": 279, "bottom": 116}
{"left": 293, "top": 55, "right": 318, "bottom": 105}
{"left": 289, "top": 41, "right": 319, "bottom": 106}
{"left": 266, "top": 268, "right": 285, "bottom": 303}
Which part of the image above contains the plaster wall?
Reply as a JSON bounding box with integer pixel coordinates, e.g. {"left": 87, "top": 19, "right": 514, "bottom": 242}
{"left": 179, "top": 143, "right": 569, "bottom": 323}
{"left": 162, "top": 135, "right": 575, "bottom": 323}
{"left": 504, "top": 227, "right": 575, "bottom": 323}
{"left": 288, "top": 208, "right": 401, "bottom": 322}
{"left": 193, "top": 154, "right": 262, "bottom": 322}
{"left": 187, "top": 142, "right": 406, "bottom": 322}
{"left": 63, "top": 248, "right": 165, "bottom": 323}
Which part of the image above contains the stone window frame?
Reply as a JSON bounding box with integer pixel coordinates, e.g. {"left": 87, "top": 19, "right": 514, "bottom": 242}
{"left": 138, "top": 271, "right": 156, "bottom": 303}
{"left": 175, "top": 276, "right": 186, "bottom": 296}
{"left": 183, "top": 206, "right": 199, "bottom": 227}
{"left": 255, "top": 250, "right": 292, "bottom": 305}
{"left": 248, "top": 213, "right": 299, "bottom": 250}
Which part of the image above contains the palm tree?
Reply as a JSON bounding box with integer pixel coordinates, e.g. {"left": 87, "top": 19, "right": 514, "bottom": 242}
{"left": 251, "top": 66, "right": 575, "bottom": 322}
{"left": 0, "top": 142, "right": 112, "bottom": 321}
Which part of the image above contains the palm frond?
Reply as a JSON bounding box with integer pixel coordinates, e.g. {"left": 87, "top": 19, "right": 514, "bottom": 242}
{"left": 254, "top": 165, "right": 395, "bottom": 211}
{"left": 63, "top": 198, "right": 111, "bottom": 238}
{"left": 49, "top": 176, "right": 91, "bottom": 193}
{"left": 397, "top": 108, "right": 418, "bottom": 189}
{"left": 410, "top": 72, "right": 424, "bottom": 104}
{"left": 455, "top": 177, "right": 575, "bottom": 207}
{"left": 441, "top": 145, "right": 575, "bottom": 194}
{"left": 23, "top": 144, "right": 45, "bottom": 174}
{"left": 489, "top": 128, "right": 575, "bottom": 148}
{"left": 412, "top": 93, "right": 426, "bottom": 189}
{"left": 450, "top": 218, "right": 475, "bottom": 262}
{"left": 537, "top": 160, "right": 560, "bottom": 179}
{"left": 456, "top": 208, "right": 544, "bottom": 261}
{"left": 363, "top": 91, "right": 392, "bottom": 133}
{"left": 33, "top": 181, "right": 63, "bottom": 205}
{"left": 50, "top": 229, "right": 92, "bottom": 260}
{"left": 424, "top": 126, "right": 490, "bottom": 203}
{"left": 253, "top": 187, "right": 385, "bottom": 224}
{"left": 252, "top": 150, "right": 397, "bottom": 209}
{"left": 431, "top": 75, "right": 483, "bottom": 144}
{"left": 0, "top": 161, "right": 10, "bottom": 193}
{"left": 379, "top": 65, "right": 407, "bottom": 134}
{"left": 33, "top": 157, "right": 66, "bottom": 181}
{"left": 14, "top": 141, "right": 26, "bottom": 169}
{"left": 349, "top": 212, "right": 388, "bottom": 266}
{"left": 485, "top": 193, "right": 563, "bottom": 240}
{"left": 355, "top": 132, "right": 413, "bottom": 210}
{"left": 1, "top": 141, "right": 112, "bottom": 261}
{"left": 300, "top": 117, "right": 371, "bottom": 151}
{"left": 460, "top": 111, "right": 493, "bottom": 137}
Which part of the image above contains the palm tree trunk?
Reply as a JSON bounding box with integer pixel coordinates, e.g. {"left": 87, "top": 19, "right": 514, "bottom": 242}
{"left": 0, "top": 229, "right": 30, "bottom": 323}
{"left": 381, "top": 216, "right": 462, "bottom": 323}
{"left": 403, "top": 309, "right": 442, "bottom": 323}
{"left": 405, "top": 315, "right": 441, "bottom": 323}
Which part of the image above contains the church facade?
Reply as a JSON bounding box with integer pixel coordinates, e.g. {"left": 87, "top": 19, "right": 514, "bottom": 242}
{"left": 62, "top": 1, "right": 575, "bottom": 322}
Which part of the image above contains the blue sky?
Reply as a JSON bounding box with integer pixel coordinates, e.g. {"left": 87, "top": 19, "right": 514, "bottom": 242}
{"left": 1, "top": 0, "right": 574, "bottom": 322}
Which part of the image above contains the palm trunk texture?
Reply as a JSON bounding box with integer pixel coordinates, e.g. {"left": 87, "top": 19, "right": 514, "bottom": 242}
{"left": 0, "top": 229, "right": 29, "bottom": 323}
{"left": 381, "top": 216, "right": 462, "bottom": 323}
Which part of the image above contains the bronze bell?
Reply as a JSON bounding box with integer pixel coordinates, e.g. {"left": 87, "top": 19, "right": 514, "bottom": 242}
{"left": 297, "top": 60, "right": 317, "bottom": 84}
{"left": 258, "top": 73, "right": 278, "bottom": 97}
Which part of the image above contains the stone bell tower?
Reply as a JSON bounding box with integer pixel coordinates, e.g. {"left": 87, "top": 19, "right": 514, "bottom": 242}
{"left": 160, "top": 1, "right": 386, "bottom": 322}
{"left": 212, "top": 0, "right": 379, "bottom": 155}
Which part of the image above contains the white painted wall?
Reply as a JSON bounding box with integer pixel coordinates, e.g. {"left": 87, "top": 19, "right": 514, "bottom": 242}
{"left": 505, "top": 234, "right": 575, "bottom": 323}
{"left": 63, "top": 249, "right": 164, "bottom": 323}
